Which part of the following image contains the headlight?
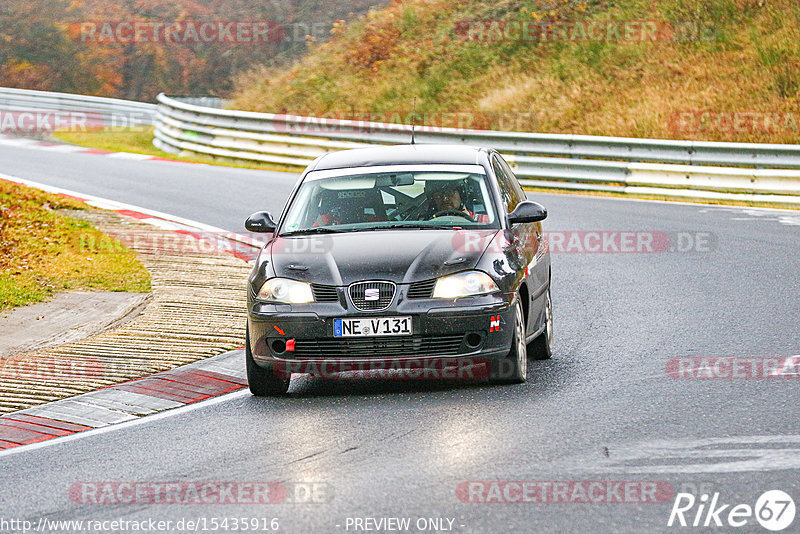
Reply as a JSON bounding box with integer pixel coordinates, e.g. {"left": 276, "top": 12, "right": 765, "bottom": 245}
{"left": 258, "top": 278, "right": 314, "bottom": 303}
{"left": 432, "top": 271, "right": 498, "bottom": 299}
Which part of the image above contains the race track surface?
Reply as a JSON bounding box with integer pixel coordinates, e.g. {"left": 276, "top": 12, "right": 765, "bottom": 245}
{"left": 1, "top": 143, "right": 799, "bottom": 533}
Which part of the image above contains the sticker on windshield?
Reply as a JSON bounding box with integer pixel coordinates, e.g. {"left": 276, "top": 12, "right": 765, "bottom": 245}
{"left": 338, "top": 191, "right": 366, "bottom": 199}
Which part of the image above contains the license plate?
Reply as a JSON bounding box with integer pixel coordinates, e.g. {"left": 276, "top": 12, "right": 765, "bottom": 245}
{"left": 334, "top": 316, "right": 412, "bottom": 337}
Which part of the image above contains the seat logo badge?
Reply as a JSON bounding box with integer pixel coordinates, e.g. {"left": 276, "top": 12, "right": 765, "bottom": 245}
{"left": 365, "top": 288, "right": 380, "bottom": 301}
{"left": 490, "top": 316, "right": 502, "bottom": 332}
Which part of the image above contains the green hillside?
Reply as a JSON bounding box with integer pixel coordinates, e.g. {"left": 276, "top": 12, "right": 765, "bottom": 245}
{"left": 232, "top": 0, "right": 800, "bottom": 144}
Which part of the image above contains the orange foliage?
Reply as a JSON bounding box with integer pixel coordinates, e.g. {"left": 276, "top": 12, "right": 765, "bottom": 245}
{"left": 1, "top": 0, "right": 383, "bottom": 101}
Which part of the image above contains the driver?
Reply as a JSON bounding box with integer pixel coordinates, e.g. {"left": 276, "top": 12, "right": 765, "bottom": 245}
{"left": 425, "top": 180, "right": 488, "bottom": 222}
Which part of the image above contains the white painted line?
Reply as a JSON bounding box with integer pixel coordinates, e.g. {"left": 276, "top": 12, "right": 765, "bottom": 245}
{"left": 106, "top": 152, "right": 158, "bottom": 160}
{"left": 35, "top": 144, "right": 85, "bottom": 153}
{"left": 0, "top": 139, "right": 40, "bottom": 148}
{"left": 0, "top": 389, "right": 250, "bottom": 458}
{"left": 0, "top": 135, "right": 39, "bottom": 145}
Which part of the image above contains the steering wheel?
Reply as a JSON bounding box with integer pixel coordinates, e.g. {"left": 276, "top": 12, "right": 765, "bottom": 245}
{"left": 430, "top": 210, "right": 474, "bottom": 221}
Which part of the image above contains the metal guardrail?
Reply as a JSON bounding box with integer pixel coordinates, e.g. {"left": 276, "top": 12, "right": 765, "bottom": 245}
{"left": 2, "top": 88, "right": 798, "bottom": 204}
{"left": 158, "top": 95, "right": 228, "bottom": 109}
{"left": 154, "top": 94, "right": 800, "bottom": 204}
{"left": 0, "top": 87, "right": 157, "bottom": 127}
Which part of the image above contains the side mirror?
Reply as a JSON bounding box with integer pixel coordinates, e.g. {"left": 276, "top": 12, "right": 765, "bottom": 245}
{"left": 508, "top": 201, "right": 547, "bottom": 224}
{"left": 245, "top": 211, "right": 277, "bottom": 233}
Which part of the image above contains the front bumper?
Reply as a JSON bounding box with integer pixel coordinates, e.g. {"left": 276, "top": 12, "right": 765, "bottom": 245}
{"left": 247, "top": 292, "right": 516, "bottom": 374}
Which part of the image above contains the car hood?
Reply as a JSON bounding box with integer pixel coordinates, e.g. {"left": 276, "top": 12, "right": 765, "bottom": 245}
{"left": 269, "top": 229, "right": 498, "bottom": 286}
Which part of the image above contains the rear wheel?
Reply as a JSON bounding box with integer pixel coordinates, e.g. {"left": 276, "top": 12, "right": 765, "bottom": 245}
{"left": 246, "top": 324, "right": 290, "bottom": 396}
{"left": 528, "top": 286, "right": 552, "bottom": 360}
{"left": 489, "top": 299, "right": 527, "bottom": 384}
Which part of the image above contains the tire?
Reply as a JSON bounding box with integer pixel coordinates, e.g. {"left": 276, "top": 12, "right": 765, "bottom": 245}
{"left": 528, "top": 286, "right": 553, "bottom": 361}
{"left": 489, "top": 299, "right": 527, "bottom": 384}
{"left": 245, "top": 324, "right": 290, "bottom": 396}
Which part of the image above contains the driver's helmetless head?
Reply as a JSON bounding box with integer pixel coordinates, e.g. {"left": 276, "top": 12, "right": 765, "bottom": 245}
{"left": 426, "top": 181, "right": 463, "bottom": 212}
{"left": 430, "top": 187, "right": 461, "bottom": 211}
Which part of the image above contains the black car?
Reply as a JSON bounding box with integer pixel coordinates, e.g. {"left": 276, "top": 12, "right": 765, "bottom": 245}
{"left": 244, "top": 144, "right": 552, "bottom": 395}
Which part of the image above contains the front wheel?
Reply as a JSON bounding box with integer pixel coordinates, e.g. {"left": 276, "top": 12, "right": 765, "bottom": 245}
{"left": 246, "top": 324, "right": 290, "bottom": 396}
{"left": 489, "top": 299, "right": 527, "bottom": 384}
{"left": 528, "top": 286, "right": 552, "bottom": 360}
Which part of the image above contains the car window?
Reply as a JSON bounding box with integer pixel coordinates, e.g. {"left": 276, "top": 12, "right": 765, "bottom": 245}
{"left": 492, "top": 155, "right": 522, "bottom": 214}
{"left": 498, "top": 156, "right": 527, "bottom": 203}
{"left": 280, "top": 170, "right": 499, "bottom": 234}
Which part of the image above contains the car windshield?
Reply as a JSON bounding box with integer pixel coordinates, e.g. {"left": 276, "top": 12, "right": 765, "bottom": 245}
{"left": 280, "top": 167, "right": 498, "bottom": 234}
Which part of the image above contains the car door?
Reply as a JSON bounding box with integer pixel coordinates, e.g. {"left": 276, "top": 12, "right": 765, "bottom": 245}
{"left": 491, "top": 153, "right": 529, "bottom": 272}
{"left": 492, "top": 154, "right": 547, "bottom": 333}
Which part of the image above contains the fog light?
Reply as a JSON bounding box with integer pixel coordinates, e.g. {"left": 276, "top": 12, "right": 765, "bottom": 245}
{"left": 466, "top": 333, "right": 483, "bottom": 348}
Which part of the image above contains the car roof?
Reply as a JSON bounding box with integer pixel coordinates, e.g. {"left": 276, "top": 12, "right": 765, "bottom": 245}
{"left": 310, "top": 144, "right": 492, "bottom": 171}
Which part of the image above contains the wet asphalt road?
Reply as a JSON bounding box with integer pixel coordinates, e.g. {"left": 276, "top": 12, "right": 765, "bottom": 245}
{"left": 1, "top": 143, "right": 799, "bottom": 533}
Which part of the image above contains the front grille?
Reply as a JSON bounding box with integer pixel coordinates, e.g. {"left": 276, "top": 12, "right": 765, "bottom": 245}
{"left": 311, "top": 284, "right": 339, "bottom": 302}
{"left": 407, "top": 279, "right": 436, "bottom": 299}
{"left": 291, "top": 335, "right": 465, "bottom": 358}
{"left": 348, "top": 281, "right": 395, "bottom": 311}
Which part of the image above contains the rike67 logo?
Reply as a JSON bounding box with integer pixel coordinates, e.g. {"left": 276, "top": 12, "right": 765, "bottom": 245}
{"left": 668, "top": 490, "right": 796, "bottom": 531}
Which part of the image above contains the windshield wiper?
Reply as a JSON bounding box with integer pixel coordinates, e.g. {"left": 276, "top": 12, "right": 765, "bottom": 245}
{"left": 283, "top": 224, "right": 457, "bottom": 235}
{"left": 382, "top": 223, "right": 456, "bottom": 230}
{"left": 281, "top": 227, "right": 348, "bottom": 236}
{"left": 344, "top": 223, "right": 443, "bottom": 231}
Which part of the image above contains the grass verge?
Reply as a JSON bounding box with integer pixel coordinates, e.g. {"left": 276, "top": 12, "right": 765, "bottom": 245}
{"left": 0, "top": 180, "right": 151, "bottom": 310}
